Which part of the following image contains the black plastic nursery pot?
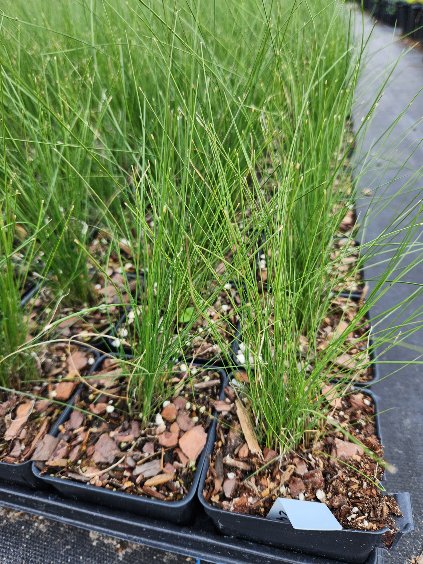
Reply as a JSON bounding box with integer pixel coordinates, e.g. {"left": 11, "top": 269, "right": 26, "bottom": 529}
{"left": 377, "top": 0, "right": 399, "bottom": 25}
{"left": 0, "top": 389, "right": 84, "bottom": 490}
{"left": 0, "top": 288, "right": 88, "bottom": 489}
{"left": 198, "top": 389, "right": 413, "bottom": 563}
{"left": 0, "top": 359, "right": 99, "bottom": 490}
{"left": 410, "top": 4, "right": 423, "bottom": 39}
{"left": 397, "top": 2, "right": 410, "bottom": 31}
{"left": 404, "top": 3, "right": 422, "bottom": 35}
{"left": 365, "top": 0, "right": 381, "bottom": 16}
{"left": 33, "top": 355, "right": 228, "bottom": 525}
{"left": 372, "top": 0, "right": 383, "bottom": 18}
{"left": 0, "top": 459, "right": 37, "bottom": 489}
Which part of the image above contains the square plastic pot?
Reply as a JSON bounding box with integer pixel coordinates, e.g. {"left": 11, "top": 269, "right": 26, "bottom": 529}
{"left": 33, "top": 355, "right": 228, "bottom": 525}
{"left": 397, "top": 2, "right": 410, "bottom": 32}
{"left": 197, "top": 389, "right": 414, "bottom": 563}
{"left": 0, "top": 287, "right": 87, "bottom": 489}
{"left": 0, "top": 382, "right": 84, "bottom": 489}
{"left": 405, "top": 4, "right": 421, "bottom": 36}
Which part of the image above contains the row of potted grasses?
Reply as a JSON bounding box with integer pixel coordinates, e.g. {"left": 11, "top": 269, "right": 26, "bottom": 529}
{"left": 0, "top": 1, "right": 422, "bottom": 561}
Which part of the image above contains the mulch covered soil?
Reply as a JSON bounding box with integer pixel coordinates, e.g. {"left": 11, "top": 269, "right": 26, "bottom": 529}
{"left": 119, "top": 281, "right": 240, "bottom": 362}
{"left": 38, "top": 361, "right": 223, "bottom": 501}
{"left": 0, "top": 344, "right": 95, "bottom": 464}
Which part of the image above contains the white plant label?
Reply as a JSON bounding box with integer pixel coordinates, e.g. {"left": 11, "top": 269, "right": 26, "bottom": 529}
{"left": 267, "top": 498, "right": 342, "bottom": 531}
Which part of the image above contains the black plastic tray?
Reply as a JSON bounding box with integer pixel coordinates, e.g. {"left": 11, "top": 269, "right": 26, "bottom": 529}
{"left": 197, "top": 388, "right": 413, "bottom": 563}
{"left": 0, "top": 480, "right": 388, "bottom": 564}
{"left": 33, "top": 355, "right": 228, "bottom": 525}
{"left": 0, "top": 459, "right": 38, "bottom": 489}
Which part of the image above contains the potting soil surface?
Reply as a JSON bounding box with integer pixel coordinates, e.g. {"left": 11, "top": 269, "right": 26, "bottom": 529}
{"left": 0, "top": 10, "right": 422, "bottom": 564}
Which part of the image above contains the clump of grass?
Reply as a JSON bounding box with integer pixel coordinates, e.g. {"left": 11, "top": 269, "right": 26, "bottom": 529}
{"left": 211, "top": 1, "right": 423, "bottom": 454}
{"left": 0, "top": 0, "right": 278, "bottom": 420}
{"left": 0, "top": 65, "right": 98, "bottom": 307}
{"left": 0, "top": 170, "right": 42, "bottom": 389}
{"left": 0, "top": 0, "right": 275, "bottom": 309}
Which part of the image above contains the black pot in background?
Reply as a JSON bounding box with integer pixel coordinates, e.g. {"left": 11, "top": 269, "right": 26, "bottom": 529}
{"left": 378, "top": 0, "right": 400, "bottom": 26}
{"left": 198, "top": 389, "right": 414, "bottom": 563}
{"left": 397, "top": 2, "right": 410, "bottom": 32}
{"left": 410, "top": 4, "right": 423, "bottom": 39}
{"left": 405, "top": 3, "right": 420, "bottom": 36}
{"left": 0, "top": 460, "right": 38, "bottom": 489}
{"left": 33, "top": 355, "right": 228, "bottom": 525}
{"left": 372, "top": 0, "right": 383, "bottom": 18}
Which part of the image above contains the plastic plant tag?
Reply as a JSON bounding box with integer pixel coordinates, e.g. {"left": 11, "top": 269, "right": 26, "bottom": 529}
{"left": 267, "top": 498, "right": 342, "bottom": 531}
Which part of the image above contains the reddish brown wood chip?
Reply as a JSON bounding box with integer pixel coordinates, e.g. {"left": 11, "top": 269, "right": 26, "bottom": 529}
{"left": 334, "top": 354, "right": 356, "bottom": 369}
{"left": 32, "top": 435, "right": 60, "bottom": 462}
{"left": 161, "top": 403, "right": 177, "bottom": 422}
{"left": 223, "top": 478, "right": 238, "bottom": 499}
{"left": 158, "top": 431, "right": 179, "bottom": 448}
{"left": 66, "top": 349, "right": 89, "bottom": 372}
{"left": 194, "top": 379, "right": 221, "bottom": 390}
{"left": 142, "top": 486, "right": 166, "bottom": 500}
{"left": 144, "top": 473, "right": 173, "bottom": 487}
{"left": 46, "top": 458, "right": 68, "bottom": 467}
{"left": 92, "top": 434, "right": 119, "bottom": 465}
{"left": 332, "top": 438, "right": 364, "bottom": 460}
{"left": 55, "top": 381, "right": 77, "bottom": 401}
{"left": 289, "top": 476, "right": 305, "bottom": 496}
{"left": 223, "top": 455, "right": 252, "bottom": 471}
{"left": 68, "top": 410, "right": 84, "bottom": 430}
{"left": 235, "top": 400, "right": 262, "bottom": 458}
{"left": 179, "top": 425, "right": 207, "bottom": 462}
{"left": 176, "top": 412, "right": 194, "bottom": 432}
{"left": 5, "top": 401, "right": 35, "bottom": 441}
{"left": 133, "top": 459, "right": 161, "bottom": 478}
{"left": 213, "top": 400, "right": 232, "bottom": 412}
{"left": 89, "top": 403, "right": 108, "bottom": 415}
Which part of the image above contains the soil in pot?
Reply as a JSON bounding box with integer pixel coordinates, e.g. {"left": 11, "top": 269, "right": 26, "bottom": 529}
{"left": 117, "top": 281, "right": 240, "bottom": 363}
{"left": 0, "top": 343, "right": 96, "bottom": 466}
{"left": 38, "top": 360, "right": 224, "bottom": 502}
{"left": 235, "top": 296, "right": 374, "bottom": 383}
{"left": 330, "top": 238, "right": 365, "bottom": 296}
{"left": 316, "top": 296, "right": 374, "bottom": 382}
{"left": 26, "top": 236, "right": 137, "bottom": 345}
{"left": 202, "top": 384, "right": 401, "bottom": 542}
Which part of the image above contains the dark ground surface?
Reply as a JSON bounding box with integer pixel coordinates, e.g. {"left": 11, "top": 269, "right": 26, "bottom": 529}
{"left": 0, "top": 10, "right": 422, "bottom": 564}
{"left": 353, "top": 11, "right": 423, "bottom": 564}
